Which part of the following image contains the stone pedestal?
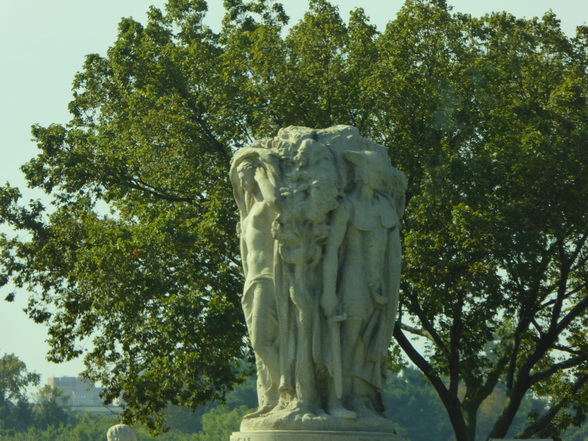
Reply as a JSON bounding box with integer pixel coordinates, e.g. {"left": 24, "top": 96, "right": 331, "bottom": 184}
{"left": 230, "top": 431, "right": 405, "bottom": 441}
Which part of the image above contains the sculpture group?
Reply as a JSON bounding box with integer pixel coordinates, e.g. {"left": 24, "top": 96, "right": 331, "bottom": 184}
{"left": 230, "top": 126, "right": 407, "bottom": 432}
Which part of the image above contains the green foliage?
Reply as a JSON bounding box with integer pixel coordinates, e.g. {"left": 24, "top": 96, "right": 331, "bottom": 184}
{"left": 0, "top": 0, "right": 587, "bottom": 440}
{"left": 564, "top": 423, "right": 588, "bottom": 441}
{"left": 192, "top": 405, "right": 251, "bottom": 441}
{"left": 0, "top": 369, "right": 582, "bottom": 441}
{"left": 0, "top": 355, "right": 39, "bottom": 406}
{"left": 0, "top": 376, "right": 254, "bottom": 440}
{"left": 0, "top": 413, "right": 116, "bottom": 441}
{"left": 384, "top": 368, "right": 453, "bottom": 441}
{"left": 384, "top": 5, "right": 588, "bottom": 441}
{"left": 33, "top": 386, "right": 72, "bottom": 430}
{"left": 0, "top": 354, "right": 39, "bottom": 432}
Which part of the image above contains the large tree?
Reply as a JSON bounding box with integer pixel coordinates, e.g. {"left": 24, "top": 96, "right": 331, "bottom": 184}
{"left": 380, "top": 5, "right": 588, "bottom": 441}
{"left": 0, "top": 0, "right": 587, "bottom": 439}
{"left": 0, "top": 354, "right": 40, "bottom": 431}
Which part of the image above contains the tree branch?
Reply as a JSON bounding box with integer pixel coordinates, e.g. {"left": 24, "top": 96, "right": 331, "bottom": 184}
{"left": 114, "top": 173, "right": 203, "bottom": 204}
{"left": 516, "top": 374, "right": 588, "bottom": 439}
{"left": 540, "top": 282, "right": 587, "bottom": 308}
{"left": 569, "top": 233, "right": 588, "bottom": 268}
{"left": 549, "top": 237, "right": 571, "bottom": 333}
{"left": 506, "top": 247, "right": 553, "bottom": 390}
{"left": 493, "top": 283, "right": 588, "bottom": 439}
{"left": 394, "top": 326, "right": 447, "bottom": 397}
{"left": 394, "top": 326, "right": 469, "bottom": 441}
{"left": 529, "top": 354, "right": 588, "bottom": 385}
{"left": 478, "top": 353, "right": 510, "bottom": 402}
{"left": 506, "top": 301, "right": 534, "bottom": 391}
{"left": 530, "top": 316, "right": 546, "bottom": 337}
{"left": 555, "top": 291, "right": 588, "bottom": 337}
{"left": 448, "top": 297, "right": 464, "bottom": 408}
{"left": 402, "top": 283, "right": 450, "bottom": 356}
{"left": 399, "top": 322, "right": 433, "bottom": 341}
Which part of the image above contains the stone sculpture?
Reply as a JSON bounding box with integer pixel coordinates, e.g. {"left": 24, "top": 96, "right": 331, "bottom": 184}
{"left": 107, "top": 424, "right": 137, "bottom": 441}
{"left": 230, "top": 126, "right": 407, "bottom": 433}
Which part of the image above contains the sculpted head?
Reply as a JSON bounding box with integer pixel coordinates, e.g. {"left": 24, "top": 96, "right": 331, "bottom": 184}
{"left": 236, "top": 160, "right": 259, "bottom": 193}
{"left": 344, "top": 150, "right": 389, "bottom": 190}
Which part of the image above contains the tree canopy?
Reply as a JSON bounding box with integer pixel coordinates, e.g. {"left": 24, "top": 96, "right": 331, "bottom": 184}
{"left": 0, "top": 0, "right": 587, "bottom": 439}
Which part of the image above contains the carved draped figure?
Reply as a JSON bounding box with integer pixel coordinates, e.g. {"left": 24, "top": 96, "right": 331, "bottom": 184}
{"left": 229, "top": 126, "right": 407, "bottom": 432}
{"left": 322, "top": 149, "right": 405, "bottom": 415}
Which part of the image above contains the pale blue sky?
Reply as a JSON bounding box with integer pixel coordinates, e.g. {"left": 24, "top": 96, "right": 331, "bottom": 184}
{"left": 0, "top": 0, "right": 586, "bottom": 385}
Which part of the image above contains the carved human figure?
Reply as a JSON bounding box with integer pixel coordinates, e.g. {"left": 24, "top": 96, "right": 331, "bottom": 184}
{"left": 322, "top": 149, "right": 405, "bottom": 418}
{"left": 230, "top": 126, "right": 407, "bottom": 433}
{"left": 230, "top": 150, "right": 282, "bottom": 417}
{"left": 271, "top": 138, "right": 341, "bottom": 414}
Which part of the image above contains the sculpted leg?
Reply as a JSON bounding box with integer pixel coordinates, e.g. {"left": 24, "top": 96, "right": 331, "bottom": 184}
{"left": 291, "top": 281, "right": 318, "bottom": 413}
{"left": 340, "top": 315, "right": 362, "bottom": 398}
{"left": 245, "top": 282, "right": 280, "bottom": 417}
{"left": 326, "top": 379, "right": 357, "bottom": 420}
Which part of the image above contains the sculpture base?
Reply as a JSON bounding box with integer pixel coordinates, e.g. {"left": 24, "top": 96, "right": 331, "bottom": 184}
{"left": 239, "top": 407, "right": 397, "bottom": 432}
{"left": 230, "top": 431, "right": 404, "bottom": 441}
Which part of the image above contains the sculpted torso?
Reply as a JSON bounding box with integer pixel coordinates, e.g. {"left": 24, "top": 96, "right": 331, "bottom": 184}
{"left": 241, "top": 195, "right": 276, "bottom": 278}
{"left": 340, "top": 195, "right": 396, "bottom": 313}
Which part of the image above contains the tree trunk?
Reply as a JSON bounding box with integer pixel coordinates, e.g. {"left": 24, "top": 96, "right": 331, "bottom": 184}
{"left": 394, "top": 327, "right": 470, "bottom": 441}
{"left": 488, "top": 386, "right": 527, "bottom": 440}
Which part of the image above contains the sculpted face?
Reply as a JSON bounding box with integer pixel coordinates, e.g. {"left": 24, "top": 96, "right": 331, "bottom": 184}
{"left": 344, "top": 150, "right": 388, "bottom": 189}
{"left": 237, "top": 161, "right": 257, "bottom": 192}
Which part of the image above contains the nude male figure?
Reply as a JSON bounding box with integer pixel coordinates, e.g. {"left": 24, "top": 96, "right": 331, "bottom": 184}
{"left": 234, "top": 158, "right": 282, "bottom": 417}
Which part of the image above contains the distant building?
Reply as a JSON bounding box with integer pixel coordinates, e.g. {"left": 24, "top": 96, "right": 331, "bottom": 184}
{"left": 47, "top": 376, "right": 104, "bottom": 407}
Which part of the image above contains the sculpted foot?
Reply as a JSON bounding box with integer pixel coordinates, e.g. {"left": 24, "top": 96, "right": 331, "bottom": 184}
{"left": 352, "top": 401, "right": 379, "bottom": 419}
{"left": 288, "top": 399, "right": 318, "bottom": 418}
{"left": 243, "top": 404, "right": 276, "bottom": 419}
{"left": 327, "top": 404, "right": 357, "bottom": 420}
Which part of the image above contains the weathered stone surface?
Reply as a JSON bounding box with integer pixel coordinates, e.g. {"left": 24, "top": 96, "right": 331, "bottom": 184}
{"left": 230, "top": 126, "right": 407, "bottom": 431}
{"left": 107, "top": 424, "right": 137, "bottom": 441}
